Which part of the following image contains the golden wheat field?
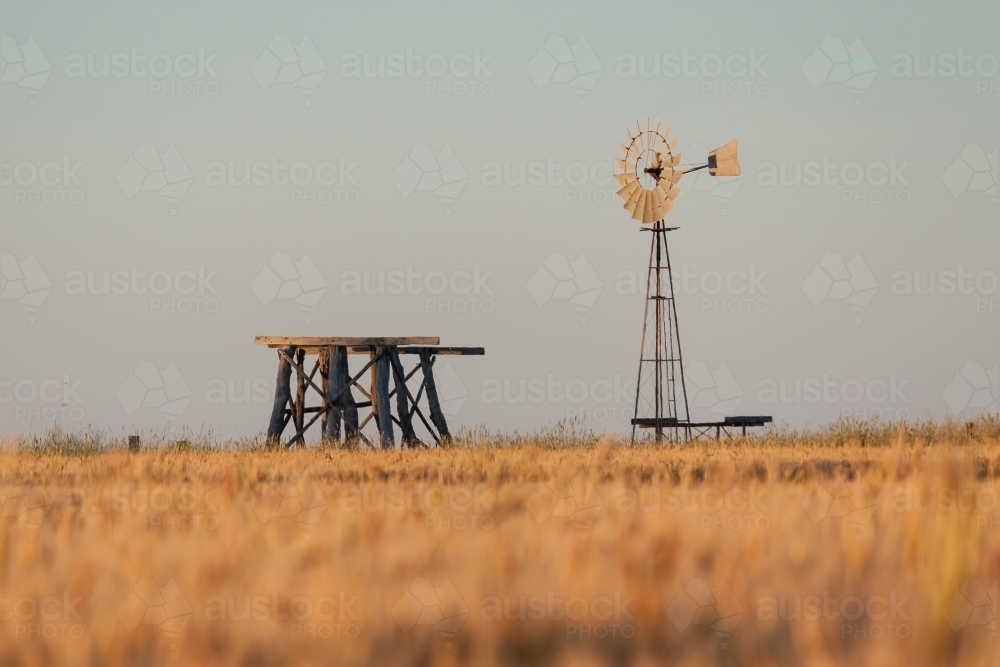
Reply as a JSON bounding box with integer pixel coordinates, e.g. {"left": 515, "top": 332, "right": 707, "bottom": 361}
{"left": 1, "top": 419, "right": 1000, "bottom": 667}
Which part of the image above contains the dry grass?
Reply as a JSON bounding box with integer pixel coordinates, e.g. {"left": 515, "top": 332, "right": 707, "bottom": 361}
{"left": 1, "top": 417, "right": 999, "bottom": 666}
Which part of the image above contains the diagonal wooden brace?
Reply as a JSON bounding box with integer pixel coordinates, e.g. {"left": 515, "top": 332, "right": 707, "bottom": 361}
{"left": 418, "top": 350, "right": 451, "bottom": 441}
{"left": 278, "top": 347, "right": 378, "bottom": 448}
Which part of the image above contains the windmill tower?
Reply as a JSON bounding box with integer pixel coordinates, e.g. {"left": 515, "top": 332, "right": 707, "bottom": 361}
{"left": 615, "top": 119, "right": 741, "bottom": 442}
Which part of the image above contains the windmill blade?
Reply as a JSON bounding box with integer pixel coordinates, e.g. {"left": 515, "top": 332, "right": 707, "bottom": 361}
{"left": 616, "top": 178, "right": 640, "bottom": 201}
{"left": 653, "top": 118, "right": 661, "bottom": 137}
{"left": 623, "top": 185, "right": 643, "bottom": 213}
{"left": 650, "top": 184, "right": 665, "bottom": 208}
{"left": 650, "top": 187, "right": 666, "bottom": 221}
{"left": 654, "top": 183, "right": 670, "bottom": 206}
{"left": 665, "top": 153, "right": 682, "bottom": 167}
{"left": 654, "top": 182, "right": 669, "bottom": 201}
{"left": 625, "top": 194, "right": 642, "bottom": 218}
{"left": 658, "top": 181, "right": 681, "bottom": 200}
{"left": 663, "top": 169, "right": 683, "bottom": 183}
{"left": 613, "top": 173, "right": 629, "bottom": 188}
{"left": 666, "top": 137, "right": 677, "bottom": 153}
{"left": 641, "top": 189, "right": 655, "bottom": 222}
{"left": 622, "top": 139, "right": 644, "bottom": 161}
{"left": 616, "top": 181, "right": 639, "bottom": 201}
{"left": 651, "top": 192, "right": 675, "bottom": 218}
{"left": 630, "top": 191, "right": 648, "bottom": 221}
{"left": 651, "top": 133, "right": 667, "bottom": 154}
{"left": 615, "top": 158, "right": 630, "bottom": 173}
{"left": 620, "top": 141, "right": 636, "bottom": 159}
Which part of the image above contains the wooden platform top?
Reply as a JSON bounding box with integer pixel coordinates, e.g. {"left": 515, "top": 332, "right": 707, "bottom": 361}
{"left": 255, "top": 336, "right": 440, "bottom": 347}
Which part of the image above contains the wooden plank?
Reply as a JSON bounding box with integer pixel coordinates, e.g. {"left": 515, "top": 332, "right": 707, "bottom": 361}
{"left": 255, "top": 336, "right": 440, "bottom": 347}
{"left": 265, "top": 346, "right": 294, "bottom": 444}
{"left": 273, "top": 345, "right": 484, "bottom": 356}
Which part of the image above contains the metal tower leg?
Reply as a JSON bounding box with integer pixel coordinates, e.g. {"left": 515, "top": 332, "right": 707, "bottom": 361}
{"left": 632, "top": 221, "right": 691, "bottom": 444}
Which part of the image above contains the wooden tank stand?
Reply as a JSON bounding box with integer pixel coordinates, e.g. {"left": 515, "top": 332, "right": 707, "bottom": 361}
{"left": 254, "top": 336, "right": 483, "bottom": 449}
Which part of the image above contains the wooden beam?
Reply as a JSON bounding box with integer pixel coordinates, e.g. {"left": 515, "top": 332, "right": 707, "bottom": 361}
{"left": 344, "top": 346, "right": 482, "bottom": 356}
{"left": 265, "top": 346, "right": 294, "bottom": 445}
{"left": 255, "top": 336, "right": 440, "bottom": 347}
{"left": 394, "top": 347, "right": 484, "bottom": 356}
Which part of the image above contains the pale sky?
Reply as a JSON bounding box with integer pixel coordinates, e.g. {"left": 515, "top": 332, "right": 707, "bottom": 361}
{"left": 2, "top": 0, "right": 997, "bottom": 438}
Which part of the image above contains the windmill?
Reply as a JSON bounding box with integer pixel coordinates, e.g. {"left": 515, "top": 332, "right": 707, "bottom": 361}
{"left": 615, "top": 119, "right": 769, "bottom": 442}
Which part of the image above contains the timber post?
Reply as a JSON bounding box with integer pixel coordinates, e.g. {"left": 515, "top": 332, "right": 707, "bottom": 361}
{"left": 389, "top": 347, "right": 418, "bottom": 447}
{"left": 266, "top": 346, "right": 294, "bottom": 446}
{"left": 319, "top": 347, "right": 330, "bottom": 438}
{"left": 374, "top": 346, "right": 395, "bottom": 448}
{"left": 325, "top": 346, "right": 343, "bottom": 441}
{"left": 293, "top": 348, "right": 306, "bottom": 444}
{"left": 419, "top": 349, "right": 451, "bottom": 441}
{"left": 336, "top": 345, "right": 360, "bottom": 442}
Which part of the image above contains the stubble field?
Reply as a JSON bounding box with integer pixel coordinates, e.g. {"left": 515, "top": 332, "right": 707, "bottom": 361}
{"left": 1, "top": 419, "right": 999, "bottom": 666}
